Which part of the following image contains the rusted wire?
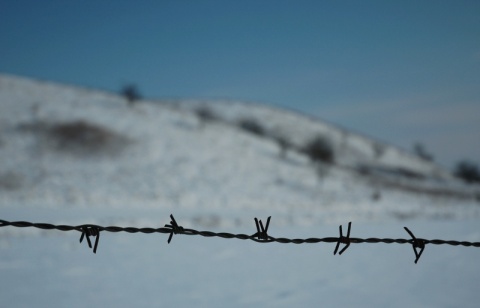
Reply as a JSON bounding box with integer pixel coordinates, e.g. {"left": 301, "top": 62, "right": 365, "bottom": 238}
{"left": 1, "top": 216, "right": 479, "bottom": 263}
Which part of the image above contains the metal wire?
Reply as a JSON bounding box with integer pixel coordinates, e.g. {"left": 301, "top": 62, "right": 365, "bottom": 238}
{"left": 1, "top": 215, "right": 479, "bottom": 263}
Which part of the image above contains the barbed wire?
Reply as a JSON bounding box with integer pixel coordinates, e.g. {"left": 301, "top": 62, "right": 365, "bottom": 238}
{"left": 1, "top": 215, "right": 479, "bottom": 263}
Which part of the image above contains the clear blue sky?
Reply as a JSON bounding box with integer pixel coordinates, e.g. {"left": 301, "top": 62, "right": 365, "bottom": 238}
{"left": 1, "top": 0, "right": 479, "bottom": 168}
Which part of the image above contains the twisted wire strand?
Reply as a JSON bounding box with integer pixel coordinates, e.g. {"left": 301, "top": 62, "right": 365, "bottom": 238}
{"left": 1, "top": 219, "right": 479, "bottom": 248}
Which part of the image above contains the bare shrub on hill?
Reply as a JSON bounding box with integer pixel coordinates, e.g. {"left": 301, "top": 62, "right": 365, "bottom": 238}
{"left": 121, "top": 84, "right": 142, "bottom": 106}
{"left": 302, "top": 135, "right": 334, "bottom": 164}
{"left": 16, "top": 120, "right": 130, "bottom": 157}
{"left": 47, "top": 120, "right": 130, "bottom": 156}
{"left": 413, "top": 142, "right": 434, "bottom": 162}
{"left": 237, "top": 118, "right": 266, "bottom": 136}
{"left": 391, "top": 167, "right": 425, "bottom": 180}
{"left": 355, "top": 164, "right": 425, "bottom": 180}
{"left": 195, "top": 105, "right": 220, "bottom": 125}
{"left": 454, "top": 161, "right": 480, "bottom": 184}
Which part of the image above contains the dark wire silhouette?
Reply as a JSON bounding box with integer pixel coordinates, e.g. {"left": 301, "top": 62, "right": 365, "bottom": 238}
{"left": 1, "top": 215, "right": 479, "bottom": 263}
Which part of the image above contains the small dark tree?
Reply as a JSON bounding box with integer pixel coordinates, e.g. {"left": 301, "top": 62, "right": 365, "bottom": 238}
{"left": 302, "top": 135, "right": 334, "bottom": 164}
{"left": 121, "top": 84, "right": 142, "bottom": 106}
{"left": 237, "top": 118, "right": 265, "bottom": 136}
{"left": 413, "top": 142, "right": 434, "bottom": 161}
{"left": 454, "top": 161, "right": 480, "bottom": 184}
{"left": 195, "top": 106, "right": 219, "bottom": 125}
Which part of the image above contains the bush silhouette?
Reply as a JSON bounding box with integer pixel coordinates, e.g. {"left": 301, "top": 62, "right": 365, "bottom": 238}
{"left": 51, "top": 121, "right": 109, "bottom": 146}
{"left": 413, "top": 142, "right": 434, "bottom": 161}
{"left": 48, "top": 120, "right": 129, "bottom": 156}
{"left": 302, "top": 135, "right": 334, "bottom": 164}
{"left": 454, "top": 161, "right": 480, "bottom": 184}
{"left": 195, "top": 106, "right": 220, "bottom": 124}
{"left": 237, "top": 118, "right": 265, "bottom": 136}
{"left": 121, "top": 84, "right": 142, "bottom": 105}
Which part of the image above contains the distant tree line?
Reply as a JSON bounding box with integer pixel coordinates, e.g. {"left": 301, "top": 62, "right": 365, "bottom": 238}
{"left": 412, "top": 142, "right": 480, "bottom": 184}
{"left": 117, "top": 83, "right": 480, "bottom": 186}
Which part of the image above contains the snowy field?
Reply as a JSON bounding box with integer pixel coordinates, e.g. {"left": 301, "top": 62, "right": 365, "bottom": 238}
{"left": 1, "top": 74, "right": 480, "bottom": 307}
{"left": 1, "top": 219, "right": 480, "bottom": 307}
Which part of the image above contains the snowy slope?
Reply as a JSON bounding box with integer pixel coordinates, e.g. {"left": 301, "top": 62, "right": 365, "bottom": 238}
{"left": 1, "top": 73, "right": 478, "bottom": 226}
{"left": 1, "top": 73, "right": 480, "bottom": 307}
{"left": 175, "top": 98, "right": 449, "bottom": 176}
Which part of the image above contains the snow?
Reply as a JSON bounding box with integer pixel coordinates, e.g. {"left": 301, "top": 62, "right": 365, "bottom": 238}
{"left": 1, "top": 221, "right": 480, "bottom": 307}
{"left": 1, "top": 73, "right": 480, "bottom": 307}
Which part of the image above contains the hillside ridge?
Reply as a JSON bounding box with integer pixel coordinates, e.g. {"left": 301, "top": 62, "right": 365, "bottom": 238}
{"left": 1, "top": 73, "right": 479, "bottom": 225}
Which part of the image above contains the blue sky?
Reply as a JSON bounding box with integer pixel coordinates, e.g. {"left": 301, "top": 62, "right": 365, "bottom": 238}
{"left": 1, "top": 0, "right": 479, "bottom": 168}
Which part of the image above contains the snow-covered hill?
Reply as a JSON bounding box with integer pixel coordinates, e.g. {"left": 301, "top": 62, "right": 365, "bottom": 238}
{"left": 0, "top": 73, "right": 479, "bottom": 228}
{"left": 1, "top": 73, "right": 480, "bottom": 308}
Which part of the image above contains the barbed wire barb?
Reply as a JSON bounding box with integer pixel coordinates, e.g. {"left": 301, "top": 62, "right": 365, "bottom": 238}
{"left": 334, "top": 222, "right": 352, "bottom": 255}
{"left": 164, "top": 214, "right": 184, "bottom": 244}
{"left": 79, "top": 226, "right": 100, "bottom": 254}
{"left": 404, "top": 227, "right": 425, "bottom": 264}
{"left": 1, "top": 217, "right": 480, "bottom": 263}
{"left": 252, "top": 216, "right": 272, "bottom": 242}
